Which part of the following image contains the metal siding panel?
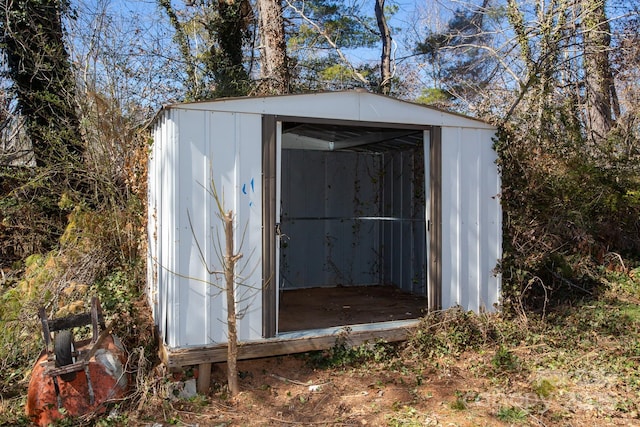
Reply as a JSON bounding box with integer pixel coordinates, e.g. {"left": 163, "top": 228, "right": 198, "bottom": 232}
{"left": 365, "top": 154, "right": 383, "bottom": 283}
{"left": 327, "top": 153, "right": 376, "bottom": 286}
{"left": 400, "top": 153, "right": 410, "bottom": 292}
{"left": 207, "top": 111, "right": 239, "bottom": 344}
{"left": 401, "top": 221, "right": 410, "bottom": 291}
{"left": 380, "top": 154, "right": 390, "bottom": 285}
{"left": 155, "top": 114, "right": 169, "bottom": 341}
{"left": 480, "top": 129, "right": 502, "bottom": 311}
{"left": 440, "top": 127, "right": 461, "bottom": 309}
{"left": 155, "top": 114, "right": 165, "bottom": 344}
{"left": 381, "top": 221, "right": 392, "bottom": 285}
{"left": 164, "top": 109, "right": 179, "bottom": 347}
{"left": 423, "top": 130, "right": 430, "bottom": 283}
{"left": 148, "top": 116, "right": 162, "bottom": 338}
{"left": 458, "top": 130, "right": 469, "bottom": 309}
{"left": 235, "top": 113, "right": 264, "bottom": 341}
{"left": 391, "top": 154, "right": 402, "bottom": 287}
{"left": 460, "top": 129, "right": 481, "bottom": 312}
{"left": 457, "top": 130, "right": 468, "bottom": 310}
{"left": 410, "top": 139, "right": 426, "bottom": 296}
{"left": 325, "top": 220, "right": 347, "bottom": 284}
{"left": 282, "top": 220, "right": 326, "bottom": 287}
{"left": 159, "top": 110, "right": 265, "bottom": 347}
{"left": 159, "top": 110, "right": 169, "bottom": 346}
{"left": 148, "top": 121, "right": 158, "bottom": 321}
{"left": 203, "top": 113, "right": 213, "bottom": 342}
{"left": 325, "top": 153, "right": 352, "bottom": 217}
{"left": 440, "top": 127, "right": 501, "bottom": 312}
{"left": 181, "top": 110, "right": 210, "bottom": 346}
{"left": 162, "top": 113, "right": 175, "bottom": 345}
{"left": 286, "top": 151, "right": 325, "bottom": 215}
{"left": 458, "top": 128, "right": 502, "bottom": 312}
{"left": 361, "top": 222, "right": 379, "bottom": 284}
{"left": 371, "top": 149, "right": 428, "bottom": 293}
{"left": 407, "top": 150, "right": 426, "bottom": 296}
{"left": 281, "top": 151, "right": 385, "bottom": 288}
{"left": 280, "top": 150, "right": 328, "bottom": 288}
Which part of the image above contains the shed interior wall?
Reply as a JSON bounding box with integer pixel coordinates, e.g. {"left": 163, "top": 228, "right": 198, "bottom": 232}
{"left": 280, "top": 148, "right": 426, "bottom": 293}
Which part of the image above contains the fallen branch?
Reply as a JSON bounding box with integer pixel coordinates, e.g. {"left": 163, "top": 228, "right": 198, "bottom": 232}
{"left": 270, "top": 373, "right": 330, "bottom": 388}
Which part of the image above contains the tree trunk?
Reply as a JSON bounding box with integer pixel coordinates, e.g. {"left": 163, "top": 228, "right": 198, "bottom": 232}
{"left": 375, "top": 0, "right": 392, "bottom": 95}
{"left": 209, "top": 0, "right": 252, "bottom": 97}
{"left": 2, "top": 0, "right": 83, "bottom": 169}
{"left": 582, "top": 0, "right": 616, "bottom": 141}
{"left": 223, "top": 210, "right": 240, "bottom": 396}
{"left": 257, "top": 0, "right": 289, "bottom": 94}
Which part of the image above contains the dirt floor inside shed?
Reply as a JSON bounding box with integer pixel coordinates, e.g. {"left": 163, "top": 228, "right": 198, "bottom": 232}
{"left": 278, "top": 285, "right": 428, "bottom": 332}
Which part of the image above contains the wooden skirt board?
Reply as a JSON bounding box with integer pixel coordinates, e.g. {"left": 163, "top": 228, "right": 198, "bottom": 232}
{"left": 278, "top": 285, "right": 428, "bottom": 332}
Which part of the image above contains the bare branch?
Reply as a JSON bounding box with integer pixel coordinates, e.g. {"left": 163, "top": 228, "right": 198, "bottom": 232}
{"left": 284, "top": 0, "right": 369, "bottom": 85}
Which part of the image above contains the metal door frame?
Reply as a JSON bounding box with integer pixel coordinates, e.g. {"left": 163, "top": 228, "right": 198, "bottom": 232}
{"left": 262, "top": 116, "right": 441, "bottom": 338}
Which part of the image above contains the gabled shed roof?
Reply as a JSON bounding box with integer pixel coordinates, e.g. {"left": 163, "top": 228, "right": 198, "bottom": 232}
{"left": 160, "top": 91, "right": 495, "bottom": 130}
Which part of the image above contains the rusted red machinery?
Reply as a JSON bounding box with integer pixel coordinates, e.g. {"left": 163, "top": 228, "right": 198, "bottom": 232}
{"left": 26, "top": 297, "right": 128, "bottom": 426}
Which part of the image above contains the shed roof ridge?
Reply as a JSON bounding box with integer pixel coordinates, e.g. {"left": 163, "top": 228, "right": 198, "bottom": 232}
{"left": 157, "top": 90, "right": 493, "bottom": 127}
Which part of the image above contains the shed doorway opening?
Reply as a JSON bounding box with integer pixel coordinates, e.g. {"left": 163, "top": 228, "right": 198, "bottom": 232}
{"left": 276, "top": 121, "right": 430, "bottom": 333}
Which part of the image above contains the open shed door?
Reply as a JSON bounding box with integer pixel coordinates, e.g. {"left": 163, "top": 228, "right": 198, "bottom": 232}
{"left": 263, "top": 117, "right": 435, "bottom": 335}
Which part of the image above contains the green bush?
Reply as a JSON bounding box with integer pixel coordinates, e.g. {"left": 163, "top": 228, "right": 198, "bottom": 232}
{"left": 495, "top": 109, "right": 640, "bottom": 313}
{"left": 307, "top": 338, "right": 397, "bottom": 369}
{"left": 406, "top": 307, "right": 500, "bottom": 359}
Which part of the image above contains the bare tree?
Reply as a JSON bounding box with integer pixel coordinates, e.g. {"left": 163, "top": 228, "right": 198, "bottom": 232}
{"left": 185, "top": 178, "right": 263, "bottom": 396}
{"left": 221, "top": 207, "right": 241, "bottom": 395}
{"left": 284, "top": 0, "right": 375, "bottom": 89}
{"left": 158, "top": 0, "right": 202, "bottom": 100}
{"left": 375, "top": 0, "right": 393, "bottom": 95}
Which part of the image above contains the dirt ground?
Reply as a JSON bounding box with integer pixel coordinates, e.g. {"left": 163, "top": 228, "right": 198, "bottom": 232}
{"left": 134, "top": 349, "right": 640, "bottom": 427}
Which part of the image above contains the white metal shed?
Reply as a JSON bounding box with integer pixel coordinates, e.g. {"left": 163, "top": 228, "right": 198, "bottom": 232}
{"left": 148, "top": 91, "right": 501, "bottom": 367}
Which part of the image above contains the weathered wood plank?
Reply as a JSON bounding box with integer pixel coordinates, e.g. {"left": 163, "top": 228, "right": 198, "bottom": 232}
{"left": 161, "top": 323, "right": 418, "bottom": 368}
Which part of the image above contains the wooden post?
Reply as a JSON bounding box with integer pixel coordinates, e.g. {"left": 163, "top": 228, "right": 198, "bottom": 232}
{"left": 197, "top": 362, "right": 211, "bottom": 394}
{"left": 209, "top": 180, "right": 242, "bottom": 397}
{"left": 224, "top": 210, "right": 241, "bottom": 396}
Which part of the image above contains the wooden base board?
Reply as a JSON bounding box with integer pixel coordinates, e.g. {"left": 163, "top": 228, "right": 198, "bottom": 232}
{"left": 160, "top": 320, "right": 419, "bottom": 369}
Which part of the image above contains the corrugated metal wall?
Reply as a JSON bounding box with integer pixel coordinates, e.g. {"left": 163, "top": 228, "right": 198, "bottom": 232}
{"left": 380, "top": 148, "right": 427, "bottom": 296}
{"left": 440, "top": 127, "right": 502, "bottom": 312}
{"left": 280, "top": 147, "right": 426, "bottom": 295}
{"left": 149, "top": 109, "right": 264, "bottom": 348}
